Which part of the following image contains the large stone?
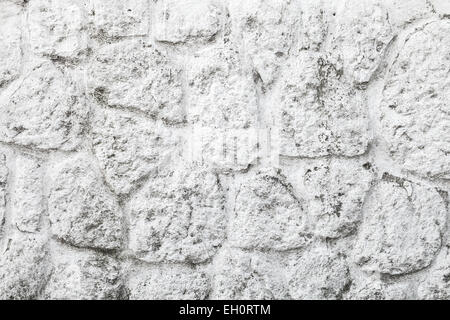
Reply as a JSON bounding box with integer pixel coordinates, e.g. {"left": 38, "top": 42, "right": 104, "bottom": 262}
{"left": 88, "top": 39, "right": 184, "bottom": 124}
{"left": 128, "top": 166, "right": 226, "bottom": 263}
{"left": 128, "top": 265, "right": 210, "bottom": 300}
{"left": 380, "top": 20, "right": 450, "bottom": 179}
{"left": 0, "top": 151, "right": 7, "bottom": 236}
{"left": 0, "top": 233, "right": 50, "bottom": 300}
{"left": 212, "top": 248, "right": 289, "bottom": 299}
{"left": 44, "top": 245, "right": 124, "bottom": 300}
{"left": 185, "top": 46, "right": 259, "bottom": 170}
{"left": 330, "top": 0, "right": 393, "bottom": 84}
{"left": 0, "top": 1, "right": 22, "bottom": 90}
{"left": 11, "top": 154, "right": 44, "bottom": 233}
{"left": 299, "top": 158, "right": 374, "bottom": 238}
{"left": 28, "top": 0, "right": 88, "bottom": 61}
{"left": 91, "top": 107, "right": 182, "bottom": 196}
{"left": 353, "top": 177, "right": 447, "bottom": 275}
{"left": 0, "top": 62, "right": 88, "bottom": 151}
{"left": 287, "top": 247, "right": 350, "bottom": 300}
{"left": 229, "top": 168, "right": 311, "bottom": 251}
{"left": 89, "top": 0, "right": 150, "bottom": 39}
{"left": 418, "top": 246, "right": 450, "bottom": 300}
{"left": 278, "top": 52, "right": 369, "bottom": 157}
{"left": 228, "top": 0, "right": 299, "bottom": 86}
{"left": 48, "top": 154, "right": 123, "bottom": 250}
{"left": 153, "top": 0, "right": 223, "bottom": 44}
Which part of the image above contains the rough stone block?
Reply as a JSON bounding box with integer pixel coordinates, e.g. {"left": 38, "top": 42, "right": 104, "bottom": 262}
{"left": 0, "top": 62, "right": 88, "bottom": 151}
{"left": 48, "top": 154, "right": 123, "bottom": 250}
{"left": 128, "top": 166, "right": 226, "bottom": 263}
{"left": 229, "top": 168, "right": 311, "bottom": 251}
{"left": 353, "top": 177, "right": 447, "bottom": 275}
{"left": 212, "top": 248, "right": 289, "bottom": 299}
{"left": 11, "top": 154, "right": 44, "bottom": 233}
{"left": 91, "top": 107, "right": 182, "bottom": 196}
{"left": 88, "top": 39, "right": 184, "bottom": 124}
{"left": 278, "top": 52, "right": 369, "bottom": 157}
{"left": 128, "top": 265, "right": 210, "bottom": 300}
{"left": 153, "top": 0, "right": 222, "bottom": 44}
{"left": 0, "top": 233, "right": 50, "bottom": 300}
{"left": 44, "top": 245, "right": 124, "bottom": 300}
{"left": 287, "top": 247, "right": 350, "bottom": 300}
{"left": 380, "top": 20, "right": 450, "bottom": 179}
{"left": 0, "top": 1, "right": 22, "bottom": 90}
{"left": 28, "top": 0, "right": 88, "bottom": 61}
{"left": 90, "top": 0, "right": 149, "bottom": 38}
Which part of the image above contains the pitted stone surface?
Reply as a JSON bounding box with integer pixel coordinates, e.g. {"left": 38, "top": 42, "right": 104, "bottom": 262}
{"left": 418, "top": 246, "right": 450, "bottom": 300}
{"left": 228, "top": 0, "right": 298, "bottom": 86}
{"left": 212, "top": 248, "right": 289, "bottom": 300}
{"left": 0, "top": 62, "right": 87, "bottom": 151}
{"left": 128, "top": 166, "right": 226, "bottom": 263}
{"left": 129, "top": 265, "right": 210, "bottom": 300}
{"left": 44, "top": 246, "right": 124, "bottom": 300}
{"left": 287, "top": 247, "right": 350, "bottom": 300}
{"left": 353, "top": 179, "right": 447, "bottom": 275}
{"left": 299, "top": 158, "right": 375, "bottom": 238}
{"left": 28, "top": 0, "right": 88, "bottom": 61}
{"left": 0, "top": 1, "right": 22, "bottom": 90}
{"left": 154, "top": 0, "right": 222, "bottom": 44}
{"left": 89, "top": 39, "right": 184, "bottom": 124}
{"left": 48, "top": 154, "right": 123, "bottom": 250}
{"left": 229, "top": 168, "right": 311, "bottom": 251}
{"left": 380, "top": 20, "right": 450, "bottom": 179}
{"left": 330, "top": 0, "right": 393, "bottom": 85}
{"left": 89, "top": 0, "right": 150, "bottom": 39}
{"left": 278, "top": 52, "right": 369, "bottom": 157}
{"left": 91, "top": 107, "right": 181, "bottom": 196}
{"left": 0, "top": 233, "right": 50, "bottom": 300}
{"left": 11, "top": 154, "right": 44, "bottom": 233}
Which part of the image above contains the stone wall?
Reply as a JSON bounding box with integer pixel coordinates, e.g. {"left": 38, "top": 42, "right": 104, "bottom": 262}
{"left": 0, "top": 0, "right": 449, "bottom": 300}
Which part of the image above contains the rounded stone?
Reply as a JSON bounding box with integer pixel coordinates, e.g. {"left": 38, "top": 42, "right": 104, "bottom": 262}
{"left": 128, "top": 166, "right": 226, "bottom": 263}
{"left": 88, "top": 39, "right": 184, "bottom": 124}
{"left": 229, "top": 168, "right": 311, "bottom": 251}
{"left": 0, "top": 62, "right": 88, "bottom": 151}
{"left": 353, "top": 178, "right": 447, "bottom": 275}
{"left": 380, "top": 20, "right": 450, "bottom": 179}
{"left": 48, "top": 154, "right": 123, "bottom": 250}
{"left": 128, "top": 265, "right": 210, "bottom": 300}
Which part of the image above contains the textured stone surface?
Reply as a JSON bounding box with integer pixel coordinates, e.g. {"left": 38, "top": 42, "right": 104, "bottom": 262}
{"left": 417, "top": 246, "right": 450, "bottom": 300}
{"left": 0, "top": 0, "right": 448, "bottom": 301}
{"left": 128, "top": 166, "right": 226, "bottom": 263}
{"left": 44, "top": 246, "right": 124, "bottom": 300}
{"left": 89, "top": 0, "right": 150, "bottom": 39}
{"left": 229, "top": 168, "right": 310, "bottom": 251}
{"left": 154, "top": 0, "right": 222, "bottom": 44}
{"left": 212, "top": 248, "right": 289, "bottom": 299}
{"left": 0, "top": 62, "right": 87, "bottom": 150}
{"left": 129, "top": 265, "right": 210, "bottom": 300}
{"left": 48, "top": 154, "right": 123, "bottom": 250}
{"left": 287, "top": 247, "right": 350, "bottom": 300}
{"left": 0, "top": 233, "right": 50, "bottom": 300}
{"left": 0, "top": 151, "right": 7, "bottom": 236}
{"left": 278, "top": 52, "right": 369, "bottom": 157}
{"left": 88, "top": 40, "right": 184, "bottom": 124}
{"left": 380, "top": 20, "right": 450, "bottom": 179}
{"left": 0, "top": 1, "right": 22, "bottom": 90}
{"left": 11, "top": 154, "right": 44, "bottom": 233}
{"left": 28, "top": 0, "right": 88, "bottom": 61}
{"left": 353, "top": 178, "right": 447, "bottom": 275}
{"left": 299, "top": 158, "right": 374, "bottom": 238}
{"left": 91, "top": 107, "right": 181, "bottom": 196}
